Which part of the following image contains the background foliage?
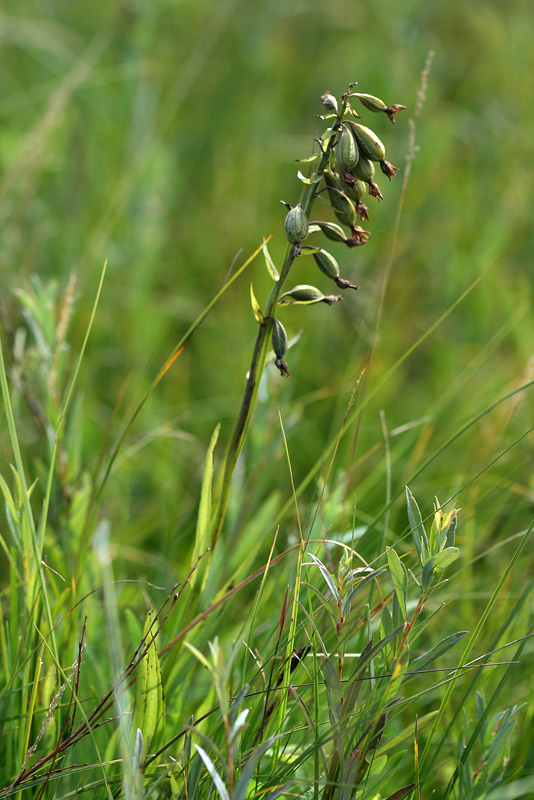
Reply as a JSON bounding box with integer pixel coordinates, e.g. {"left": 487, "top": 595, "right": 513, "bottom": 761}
{"left": 0, "top": 0, "right": 533, "bottom": 796}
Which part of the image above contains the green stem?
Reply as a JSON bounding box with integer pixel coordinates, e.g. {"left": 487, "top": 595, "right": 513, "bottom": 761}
{"left": 211, "top": 119, "right": 340, "bottom": 552}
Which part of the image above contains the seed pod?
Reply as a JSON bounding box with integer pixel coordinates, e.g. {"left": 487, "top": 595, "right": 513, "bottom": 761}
{"left": 351, "top": 154, "right": 375, "bottom": 184}
{"left": 284, "top": 204, "right": 309, "bottom": 244}
{"left": 278, "top": 284, "right": 326, "bottom": 305}
{"left": 271, "top": 318, "right": 288, "bottom": 359}
{"left": 346, "top": 121, "right": 386, "bottom": 162}
{"left": 312, "top": 249, "right": 358, "bottom": 290}
{"left": 335, "top": 123, "right": 359, "bottom": 172}
{"left": 313, "top": 249, "right": 340, "bottom": 282}
{"left": 309, "top": 221, "right": 348, "bottom": 244}
{"left": 344, "top": 175, "right": 367, "bottom": 204}
{"left": 351, "top": 92, "right": 387, "bottom": 113}
{"left": 321, "top": 91, "right": 338, "bottom": 114}
{"left": 322, "top": 171, "right": 357, "bottom": 228}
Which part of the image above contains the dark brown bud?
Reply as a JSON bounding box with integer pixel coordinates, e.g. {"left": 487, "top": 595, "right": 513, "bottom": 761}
{"left": 274, "top": 358, "right": 290, "bottom": 378}
{"left": 356, "top": 202, "right": 370, "bottom": 221}
{"left": 368, "top": 181, "right": 384, "bottom": 201}
{"left": 380, "top": 160, "right": 399, "bottom": 180}
{"left": 345, "top": 225, "right": 371, "bottom": 247}
{"left": 385, "top": 104, "right": 407, "bottom": 123}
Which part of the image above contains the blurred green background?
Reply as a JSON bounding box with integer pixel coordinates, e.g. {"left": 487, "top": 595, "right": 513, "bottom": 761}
{"left": 1, "top": 0, "right": 533, "bottom": 577}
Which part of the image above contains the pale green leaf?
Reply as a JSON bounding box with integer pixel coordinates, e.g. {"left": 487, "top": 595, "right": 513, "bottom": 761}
{"left": 250, "top": 283, "right": 264, "bottom": 323}
{"left": 262, "top": 238, "right": 279, "bottom": 281}
{"left": 190, "top": 423, "right": 220, "bottom": 588}
{"left": 134, "top": 610, "right": 165, "bottom": 757}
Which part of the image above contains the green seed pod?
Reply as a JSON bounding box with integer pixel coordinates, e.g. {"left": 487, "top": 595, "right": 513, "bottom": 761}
{"left": 351, "top": 154, "right": 375, "bottom": 184}
{"left": 344, "top": 175, "right": 367, "bottom": 204}
{"left": 278, "top": 284, "right": 326, "bottom": 305}
{"left": 322, "top": 171, "right": 357, "bottom": 228}
{"left": 309, "top": 221, "right": 348, "bottom": 244}
{"left": 351, "top": 92, "right": 387, "bottom": 113}
{"left": 313, "top": 249, "right": 358, "bottom": 290}
{"left": 313, "top": 249, "right": 340, "bottom": 281}
{"left": 335, "top": 123, "right": 359, "bottom": 172}
{"left": 271, "top": 318, "right": 288, "bottom": 359}
{"left": 284, "top": 204, "right": 309, "bottom": 244}
{"left": 346, "top": 121, "right": 386, "bottom": 162}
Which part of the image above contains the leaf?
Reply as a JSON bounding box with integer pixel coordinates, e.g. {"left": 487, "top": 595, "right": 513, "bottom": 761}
{"left": 305, "top": 552, "right": 339, "bottom": 601}
{"left": 190, "top": 423, "right": 220, "bottom": 589}
{"left": 322, "top": 657, "right": 342, "bottom": 727}
{"left": 386, "top": 548, "right": 407, "bottom": 618}
{"left": 183, "top": 640, "right": 212, "bottom": 672}
{"left": 233, "top": 735, "right": 282, "bottom": 800}
{"left": 406, "top": 487, "right": 429, "bottom": 565}
{"left": 250, "top": 283, "right": 264, "bottom": 323}
{"left": 262, "top": 238, "right": 279, "bottom": 281}
{"left": 134, "top": 610, "right": 165, "bottom": 758}
{"left": 383, "top": 784, "right": 416, "bottom": 800}
{"left": 297, "top": 170, "right": 314, "bottom": 184}
{"left": 422, "top": 547, "right": 460, "bottom": 587}
{"left": 378, "top": 711, "right": 438, "bottom": 755}
{"left": 295, "top": 153, "right": 321, "bottom": 163}
{"left": 230, "top": 708, "right": 249, "bottom": 744}
{"left": 406, "top": 631, "right": 468, "bottom": 678}
{"left": 195, "top": 745, "right": 230, "bottom": 800}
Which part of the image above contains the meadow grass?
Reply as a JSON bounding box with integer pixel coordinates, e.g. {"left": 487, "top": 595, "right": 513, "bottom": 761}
{"left": 0, "top": 2, "right": 533, "bottom": 798}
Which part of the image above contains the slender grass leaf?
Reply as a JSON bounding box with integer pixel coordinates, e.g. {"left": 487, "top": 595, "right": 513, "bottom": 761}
{"left": 386, "top": 548, "right": 407, "bottom": 618}
{"left": 306, "top": 552, "right": 339, "bottom": 601}
{"left": 405, "top": 631, "right": 468, "bottom": 680}
{"left": 195, "top": 745, "right": 230, "bottom": 800}
{"left": 383, "top": 784, "right": 416, "bottom": 800}
{"left": 190, "top": 422, "right": 220, "bottom": 589}
{"left": 322, "top": 657, "right": 342, "bottom": 727}
{"left": 230, "top": 708, "right": 249, "bottom": 745}
{"left": 233, "top": 735, "right": 283, "bottom": 800}
{"left": 134, "top": 610, "right": 165, "bottom": 757}
{"left": 301, "top": 581, "right": 338, "bottom": 626}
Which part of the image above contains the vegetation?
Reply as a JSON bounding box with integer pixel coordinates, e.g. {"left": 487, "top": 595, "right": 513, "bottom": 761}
{"left": 0, "top": 2, "right": 533, "bottom": 798}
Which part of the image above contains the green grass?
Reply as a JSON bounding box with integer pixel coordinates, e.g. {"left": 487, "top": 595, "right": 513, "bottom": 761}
{"left": 0, "top": 1, "right": 533, "bottom": 797}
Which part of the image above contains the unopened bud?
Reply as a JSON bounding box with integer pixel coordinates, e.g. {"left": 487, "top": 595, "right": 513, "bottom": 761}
{"left": 284, "top": 204, "right": 309, "bottom": 244}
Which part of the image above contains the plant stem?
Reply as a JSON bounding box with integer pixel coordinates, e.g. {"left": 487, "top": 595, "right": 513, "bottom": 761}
{"left": 211, "top": 122, "right": 339, "bottom": 552}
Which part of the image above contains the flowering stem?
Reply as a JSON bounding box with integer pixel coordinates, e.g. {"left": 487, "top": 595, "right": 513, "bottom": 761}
{"left": 211, "top": 127, "right": 339, "bottom": 552}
